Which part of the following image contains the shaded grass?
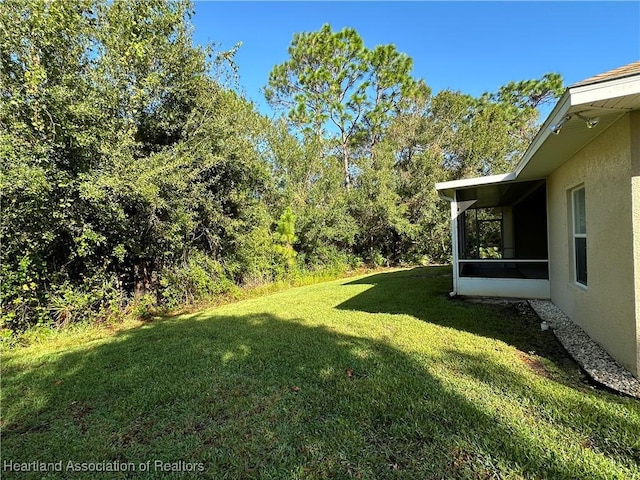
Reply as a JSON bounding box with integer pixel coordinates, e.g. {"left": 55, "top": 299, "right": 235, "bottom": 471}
{"left": 2, "top": 266, "right": 639, "bottom": 479}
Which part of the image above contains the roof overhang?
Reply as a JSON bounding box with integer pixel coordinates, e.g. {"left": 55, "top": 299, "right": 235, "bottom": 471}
{"left": 435, "top": 172, "right": 516, "bottom": 201}
{"left": 436, "top": 64, "right": 640, "bottom": 202}
{"left": 514, "top": 72, "right": 640, "bottom": 180}
{"left": 436, "top": 177, "right": 545, "bottom": 209}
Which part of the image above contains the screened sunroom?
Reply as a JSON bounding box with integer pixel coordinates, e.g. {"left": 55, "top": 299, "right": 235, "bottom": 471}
{"left": 437, "top": 174, "right": 550, "bottom": 299}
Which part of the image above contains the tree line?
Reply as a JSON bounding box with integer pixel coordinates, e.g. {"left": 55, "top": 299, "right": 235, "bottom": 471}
{"left": 0, "top": 0, "right": 563, "bottom": 334}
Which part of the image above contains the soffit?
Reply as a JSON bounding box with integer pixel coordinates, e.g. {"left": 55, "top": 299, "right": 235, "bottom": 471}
{"left": 515, "top": 110, "right": 629, "bottom": 180}
{"left": 455, "top": 179, "right": 546, "bottom": 209}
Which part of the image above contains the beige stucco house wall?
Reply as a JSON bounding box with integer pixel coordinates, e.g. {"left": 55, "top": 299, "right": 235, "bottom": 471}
{"left": 631, "top": 111, "right": 640, "bottom": 378}
{"left": 547, "top": 113, "right": 639, "bottom": 375}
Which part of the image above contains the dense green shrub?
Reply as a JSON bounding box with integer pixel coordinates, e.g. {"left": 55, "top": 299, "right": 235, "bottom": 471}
{"left": 0, "top": 256, "right": 49, "bottom": 331}
{"left": 159, "top": 252, "right": 236, "bottom": 309}
{"left": 48, "top": 277, "right": 125, "bottom": 327}
{"left": 304, "top": 245, "right": 353, "bottom": 274}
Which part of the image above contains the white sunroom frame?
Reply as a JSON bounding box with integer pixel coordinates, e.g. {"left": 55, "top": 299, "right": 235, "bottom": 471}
{"left": 438, "top": 174, "right": 551, "bottom": 299}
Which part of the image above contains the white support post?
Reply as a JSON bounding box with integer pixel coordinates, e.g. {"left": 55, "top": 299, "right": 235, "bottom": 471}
{"left": 450, "top": 196, "right": 459, "bottom": 297}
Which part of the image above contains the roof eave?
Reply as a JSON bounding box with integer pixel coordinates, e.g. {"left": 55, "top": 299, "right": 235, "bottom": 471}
{"left": 435, "top": 63, "right": 640, "bottom": 201}
{"left": 513, "top": 91, "right": 572, "bottom": 179}
{"left": 435, "top": 172, "right": 517, "bottom": 201}
{"left": 514, "top": 75, "right": 640, "bottom": 179}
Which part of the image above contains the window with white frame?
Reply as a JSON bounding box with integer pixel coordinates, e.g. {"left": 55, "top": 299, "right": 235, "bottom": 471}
{"left": 572, "top": 187, "right": 587, "bottom": 286}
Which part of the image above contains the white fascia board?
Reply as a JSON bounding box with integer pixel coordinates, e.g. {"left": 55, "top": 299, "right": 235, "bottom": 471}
{"left": 435, "top": 172, "right": 516, "bottom": 192}
{"left": 570, "top": 75, "right": 640, "bottom": 106}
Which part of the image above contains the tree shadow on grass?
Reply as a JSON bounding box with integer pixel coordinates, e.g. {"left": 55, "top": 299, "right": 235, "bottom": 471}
{"left": 439, "top": 348, "right": 640, "bottom": 466}
{"left": 2, "top": 295, "right": 639, "bottom": 479}
{"left": 337, "top": 266, "right": 577, "bottom": 368}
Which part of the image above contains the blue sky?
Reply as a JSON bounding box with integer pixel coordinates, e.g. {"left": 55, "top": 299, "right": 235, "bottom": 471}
{"left": 191, "top": 1, "right": 640, "bottom": 117}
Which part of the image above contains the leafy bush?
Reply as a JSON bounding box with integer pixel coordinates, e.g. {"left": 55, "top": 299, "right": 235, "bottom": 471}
{"left": 159, "top": 252, "right": 235, "bottom": 309}
{"left": 304, "top": 245, "right": 352, "bottom": 275}
{"left": 236, "top": 227, "right": 278, "bottom": 286}
{"left": 48, "top": 283, "right": 102, "bottom": 328}
{"left": 130, "top": 294, "right": 157, "bottom": 320}
{"left": 480, "top": 246, "right": 502, "bottom": 259}
{"left": 48, "top": 276, "right": 125, "bottom": 327}
{"left": 0, "top": 256, "right": 49, "bottom": 331}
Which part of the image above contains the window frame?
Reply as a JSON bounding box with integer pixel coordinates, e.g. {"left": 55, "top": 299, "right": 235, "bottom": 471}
{"left": 571, "top": 185, "right": 587, "bottom": 287}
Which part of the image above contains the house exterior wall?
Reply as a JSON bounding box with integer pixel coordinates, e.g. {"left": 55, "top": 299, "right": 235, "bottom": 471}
{"left": 547, "top": 113, "right": 639, "bottom": 376}
{"left": 631, "top": 111, "right": 640, "bottom": 378}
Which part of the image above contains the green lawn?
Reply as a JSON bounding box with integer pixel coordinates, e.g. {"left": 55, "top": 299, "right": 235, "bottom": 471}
{"left": 2, "top": 266, "right": 639, "bottom": 479}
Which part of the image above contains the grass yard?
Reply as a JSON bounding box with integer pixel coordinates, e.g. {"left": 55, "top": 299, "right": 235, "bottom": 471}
{"left": 2, "top": 266, "right": 639, "bottom": 479}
